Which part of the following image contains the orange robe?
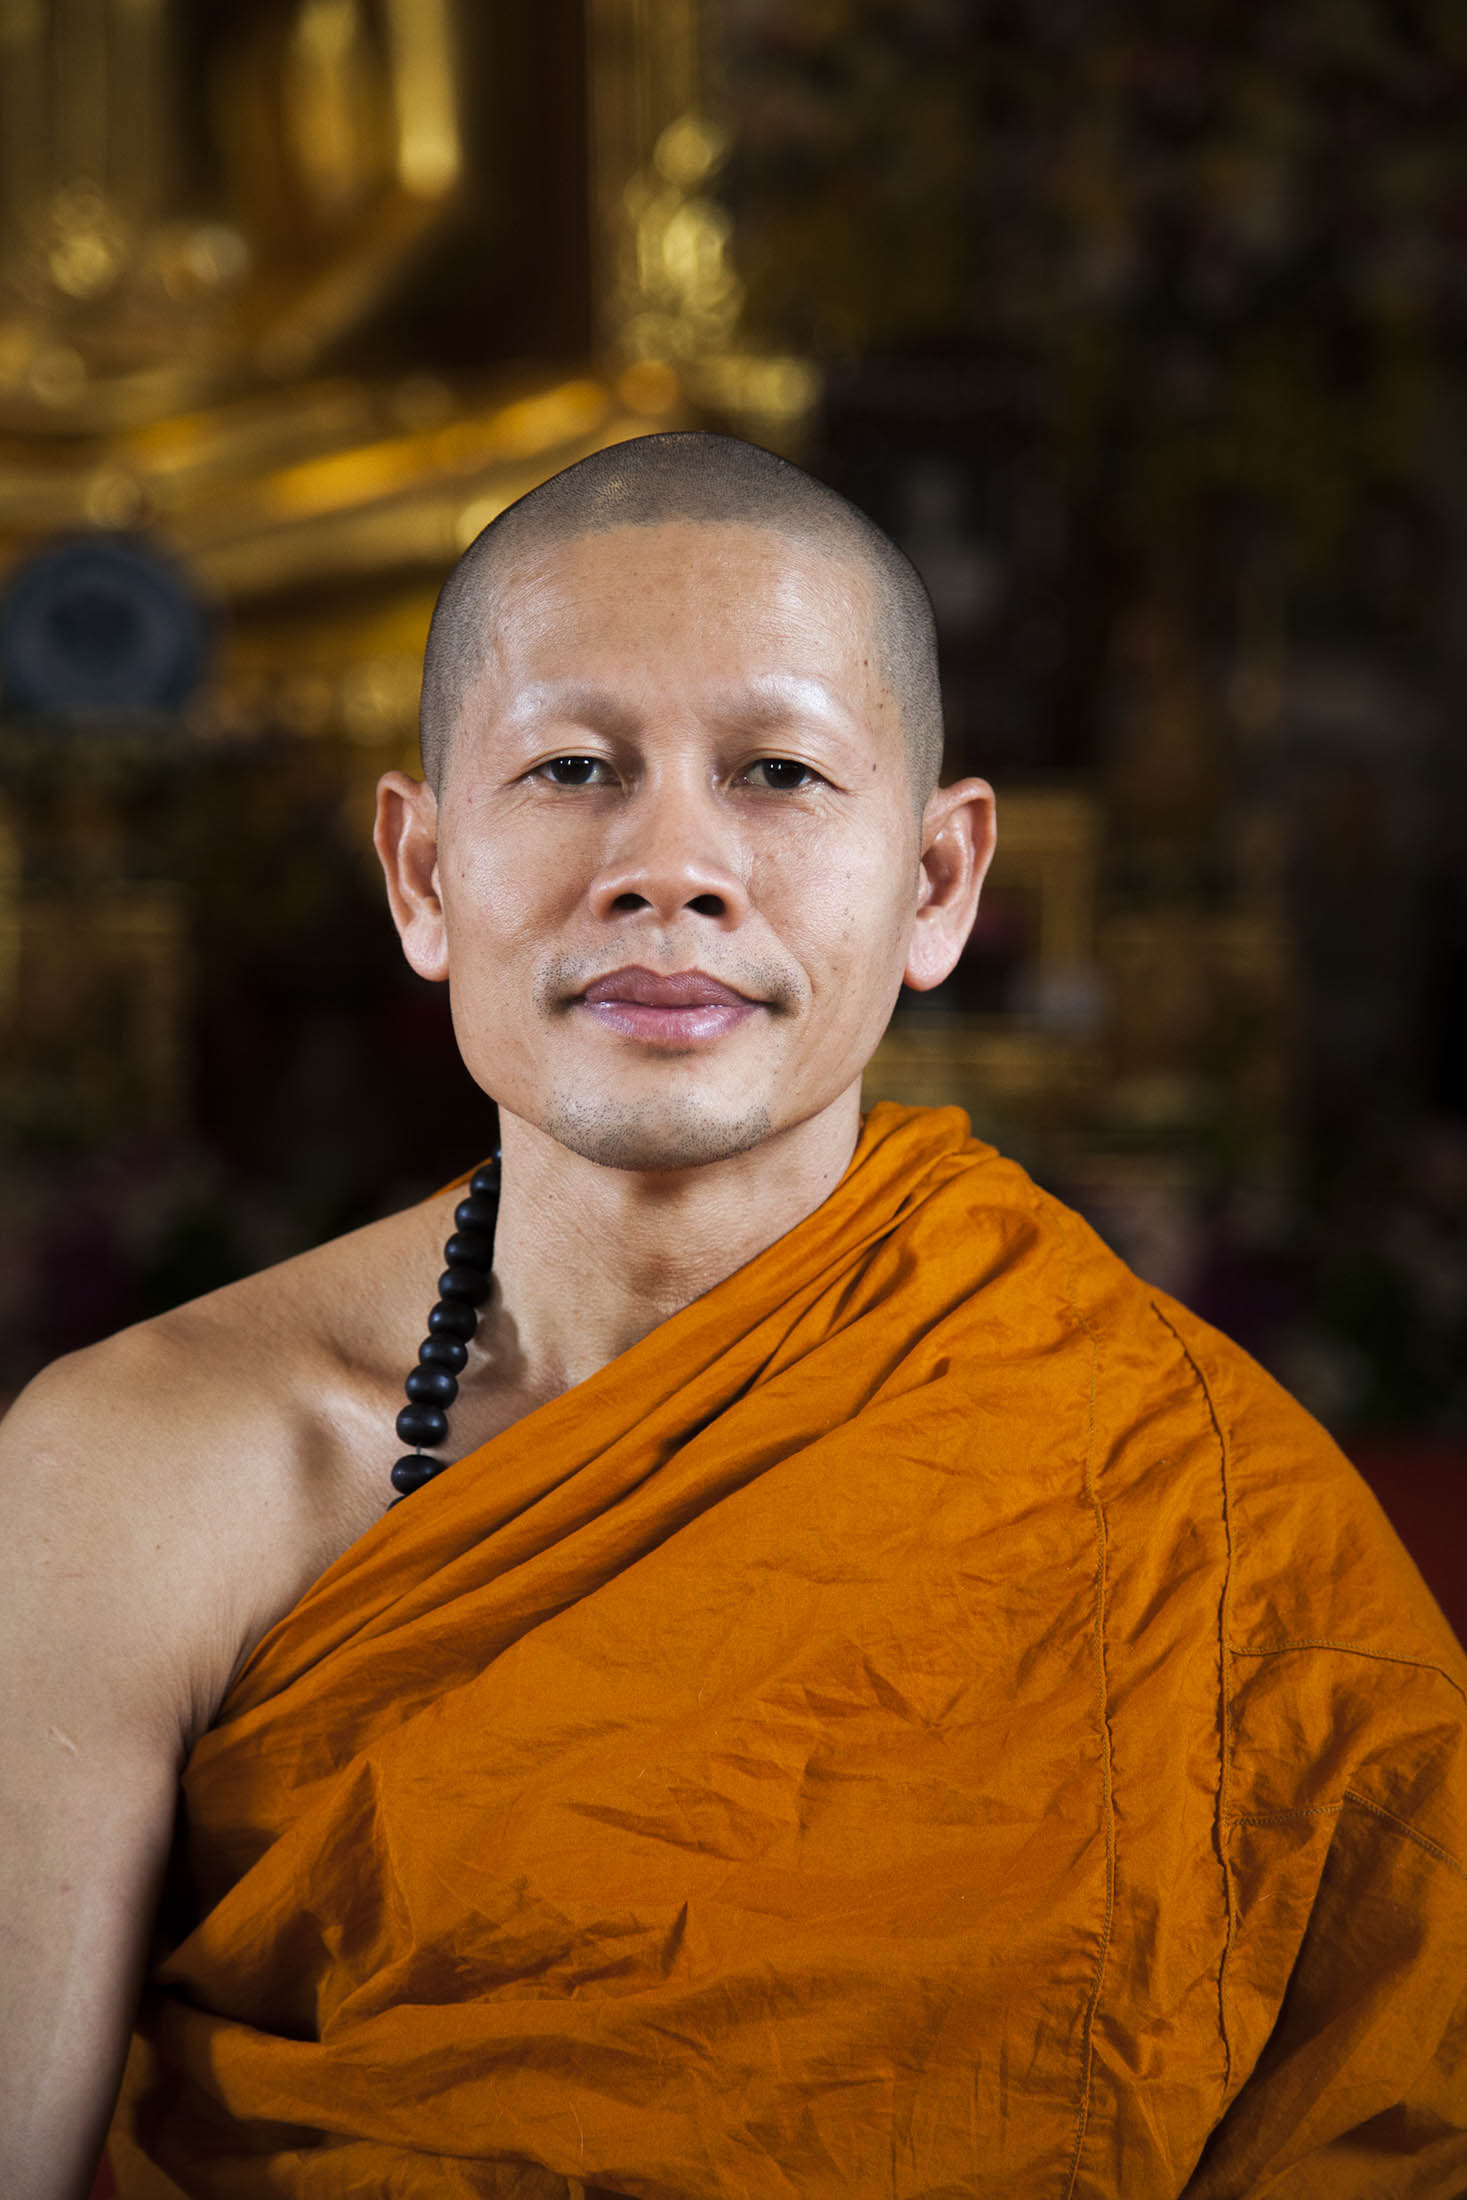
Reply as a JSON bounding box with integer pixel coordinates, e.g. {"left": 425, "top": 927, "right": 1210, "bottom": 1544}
{"left": 109, "top": 1104, "right": 1467, "bottom": 2197}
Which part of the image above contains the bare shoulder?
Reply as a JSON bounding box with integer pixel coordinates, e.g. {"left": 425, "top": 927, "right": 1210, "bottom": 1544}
{"left": 1, "top": 1179, "right": 456, "bottom": 1745}
{"left": 0, "top": 1188, "right": 462, "bottom": 2187}
{"left": 0, "top": 1190, "right": 463, "bottom": 2198}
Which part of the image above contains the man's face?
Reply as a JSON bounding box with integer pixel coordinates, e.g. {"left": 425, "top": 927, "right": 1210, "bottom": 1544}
{"left": 421, "top": 519, "right": 936, "bottom": 1172}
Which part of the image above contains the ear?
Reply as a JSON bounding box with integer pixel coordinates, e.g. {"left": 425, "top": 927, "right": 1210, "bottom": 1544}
{"left": 373, "top": 770, "right": 449, "bottom": 983}
{"left": 903, "top": 777, "right": 997, "bottom": 992}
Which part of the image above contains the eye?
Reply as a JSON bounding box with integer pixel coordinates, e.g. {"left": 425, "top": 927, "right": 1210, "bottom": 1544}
{"left": 743, "top": 757, "right": 822, "bottom": 791}
{"left": 535, "top": 755, "right": 613, "bottom": 787}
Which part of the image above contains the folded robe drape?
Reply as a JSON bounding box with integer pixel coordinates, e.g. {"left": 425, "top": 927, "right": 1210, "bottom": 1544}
{"left": 109, "top": 1104, "right": 1467, "bottom": 2198}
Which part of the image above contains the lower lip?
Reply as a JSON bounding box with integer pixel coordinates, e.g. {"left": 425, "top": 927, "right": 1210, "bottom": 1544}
{"left": 579, "top": 999, "right": 760, "bottom": 1045}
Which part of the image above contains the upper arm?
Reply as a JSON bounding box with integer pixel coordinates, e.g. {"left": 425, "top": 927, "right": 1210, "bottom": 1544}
{"left": 0, "top": 1344, "right": 217, "bottom": 2200}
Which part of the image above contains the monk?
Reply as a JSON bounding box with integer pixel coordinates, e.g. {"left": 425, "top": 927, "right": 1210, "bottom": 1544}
{"left": 2, "top": 433, "right": 1464, "bottom": 2200}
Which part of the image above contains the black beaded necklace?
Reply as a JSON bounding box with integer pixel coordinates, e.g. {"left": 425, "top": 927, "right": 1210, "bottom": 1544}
{"left": 389, "top": 1150, "right": 501, "bottom": 1501}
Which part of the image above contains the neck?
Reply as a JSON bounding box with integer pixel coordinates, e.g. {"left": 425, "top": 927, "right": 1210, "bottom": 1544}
{"left": 483, "top": 1085, "right": 864, "bottom": 1401}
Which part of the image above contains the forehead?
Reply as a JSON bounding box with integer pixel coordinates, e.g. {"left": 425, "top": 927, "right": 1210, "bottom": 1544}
{"left": 484, "top": 518, "right": 881, "bottom": 692}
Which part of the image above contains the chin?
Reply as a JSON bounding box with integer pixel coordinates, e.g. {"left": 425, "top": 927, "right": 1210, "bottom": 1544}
{"left": 540, "top": 1088, "right": 776, "bottom": 1174}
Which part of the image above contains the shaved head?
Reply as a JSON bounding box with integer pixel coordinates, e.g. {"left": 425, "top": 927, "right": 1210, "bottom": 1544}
{"left": 419, "top": 431, "right": 943, "bottom": 804}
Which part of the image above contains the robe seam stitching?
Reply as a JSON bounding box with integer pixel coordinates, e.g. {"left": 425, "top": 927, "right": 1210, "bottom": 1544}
{"left": 1222, "top": 1791, "right": 1466, "bottom": 1879}
{"left": 1339, "top": 1788, "right": 1467, "bottom": 1877}
{"left": 1148, "top": 1295, "right": 1236, "bottom": 2105}
{"left": 1056, "top": 1213, "right": 1114, "bottom": 2200}
{"left": 1225, "top": 1800, "right": 1345, "bottom": 1828}
{"left": 1225, "top": 1639, "right": 1467, "bottom": 1706}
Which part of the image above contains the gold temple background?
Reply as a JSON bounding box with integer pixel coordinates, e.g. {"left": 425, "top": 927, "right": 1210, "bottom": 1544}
{"left": 1, "top": 0, "right": 1465, "bottom": 1456}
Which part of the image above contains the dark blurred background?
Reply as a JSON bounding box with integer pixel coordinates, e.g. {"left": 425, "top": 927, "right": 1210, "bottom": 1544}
{"left": 0, "top": 1, "right": 1462, "bottom": 1616}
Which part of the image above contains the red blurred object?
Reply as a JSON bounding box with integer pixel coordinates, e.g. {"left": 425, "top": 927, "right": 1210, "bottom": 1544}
{"left": 1350, "top": 1436, "right": 1467, "bottom": 1646}
{"left": 87, "top": 2156, "right": 115, "bottom": 2198}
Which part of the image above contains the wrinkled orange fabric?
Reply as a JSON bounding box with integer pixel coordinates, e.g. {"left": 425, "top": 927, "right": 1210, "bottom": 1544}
{"left": 108, "top": 1104, "right": 1467, "bottom": 2198}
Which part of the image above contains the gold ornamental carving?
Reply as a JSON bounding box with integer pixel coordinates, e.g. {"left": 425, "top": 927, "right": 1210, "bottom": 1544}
{"left": 589, "top": 0, "right": 820, "bottom": 452}
{"left": 0, "top": 0, "right": 820, "bottom": 711}
{"left": 0, "top": 0, "right": 462, "bottom": 429}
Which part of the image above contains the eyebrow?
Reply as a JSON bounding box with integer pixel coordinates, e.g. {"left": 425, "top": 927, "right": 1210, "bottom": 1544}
{"left": 504, "top": 674, "right": 859, "bottom": 741}
{"left": 709, "top": 675, "right": 859, "bottom": 733}
{"left": 503, "top": 683, "right": 642, "bottom": 741}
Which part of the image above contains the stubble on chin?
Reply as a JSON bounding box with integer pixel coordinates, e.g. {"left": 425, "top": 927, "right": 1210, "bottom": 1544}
{"left": 541, "top": 1086, "right": 775, "bottom": 1173}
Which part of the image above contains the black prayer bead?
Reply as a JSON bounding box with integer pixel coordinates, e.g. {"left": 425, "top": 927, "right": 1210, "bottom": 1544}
{"left": 428, "top": 1298, "right": 477, "bottom": 1340}
{"left": 396, "top": 1400, "right": 449, "bottom": 1447}
{"left": 406, "top": 1364, "right": 458, "bottom": 1407}
{"left": 390, "top": 1453, "right": 440, "bottom": 1497}
{"left": 444, "top": 1228, "right": 493, "bottom": 1270}
{"left": 390, "top": 1150, "right": 499, "bottom": 1498}
{"left": 419, "top": 1333, "right": 468, "bottom": 1372}
{"left": 454, "top": 1194, "right": 498, "bottom": 1235}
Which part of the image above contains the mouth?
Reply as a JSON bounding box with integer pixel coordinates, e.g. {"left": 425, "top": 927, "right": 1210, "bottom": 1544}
{"left": 575, "top": 966, "right": 764, "bottom": 1048}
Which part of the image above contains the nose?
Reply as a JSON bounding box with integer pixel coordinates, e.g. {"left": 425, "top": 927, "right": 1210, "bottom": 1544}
{"left": 587, "top": 774, "right": 750, "bottom": 929}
